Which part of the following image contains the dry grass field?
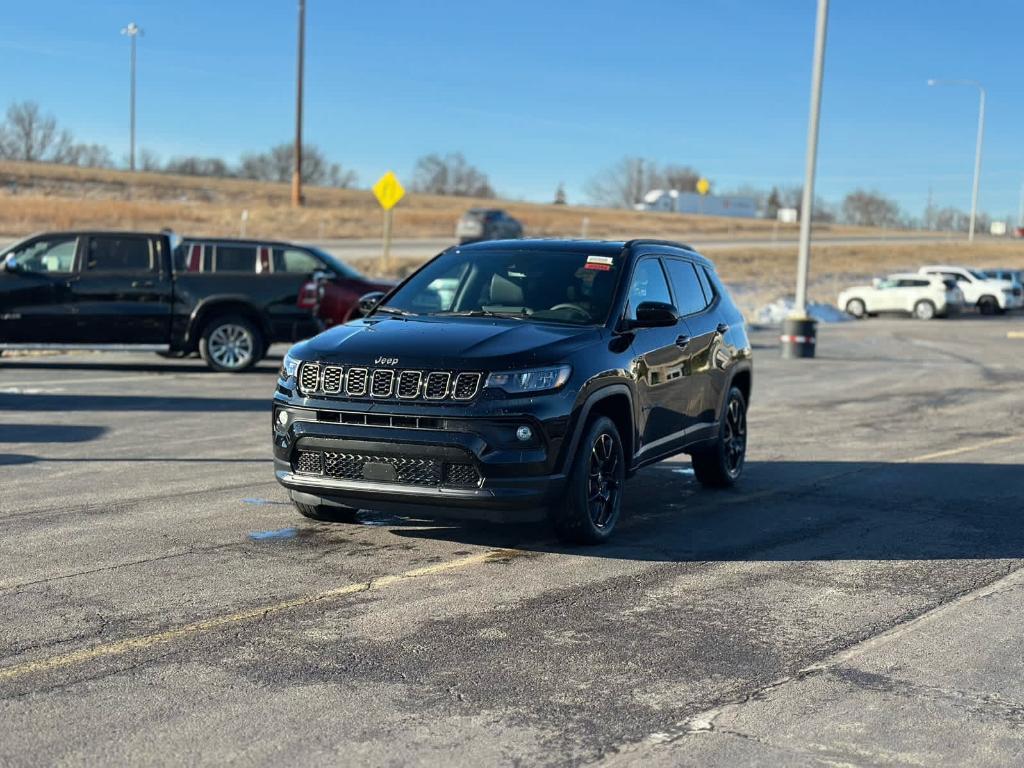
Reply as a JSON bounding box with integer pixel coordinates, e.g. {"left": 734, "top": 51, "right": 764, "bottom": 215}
{"left": 3, "top": 161, "right": 1022, "bottom": 319}
{"left": 2, "top": 160, "right": 900, "bottom": 241}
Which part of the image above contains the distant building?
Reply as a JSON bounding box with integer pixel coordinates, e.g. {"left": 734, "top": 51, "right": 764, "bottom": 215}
{"left": 635, "top": 189, "right": 759, "bottom": 218}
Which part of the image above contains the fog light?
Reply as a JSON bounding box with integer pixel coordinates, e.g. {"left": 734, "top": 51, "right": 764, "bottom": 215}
{"left": 277, "top": 409, "right": 290, "bottom": 427}
{"left": 516, "top": 425, "right": 533, "bottom": 442}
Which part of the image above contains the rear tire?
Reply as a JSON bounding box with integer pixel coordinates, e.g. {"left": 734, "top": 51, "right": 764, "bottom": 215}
{"left": 552, "top": 416, "right": 625, "bottom": 545}
{"left": 199, "top": 315, "right": 262, "bottom": 372}
{"left": 692, "top": 386, "right": 748, "bottom": 488}
{"left": 845, "top": 299, "right": 866, "bottom": 319}
{"left": 293, "top": 501, "right": 360, "bottom": 523}
{"left": 913, "top": 299, "right": 936, "bottom": 320}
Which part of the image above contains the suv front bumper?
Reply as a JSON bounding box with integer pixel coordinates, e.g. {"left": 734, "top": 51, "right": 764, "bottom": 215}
{"left": 272, "top": 403, "right": 569, "bottom": 523}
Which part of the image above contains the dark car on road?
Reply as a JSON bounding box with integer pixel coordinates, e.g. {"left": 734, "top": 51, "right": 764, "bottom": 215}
{"left": 272, "top": 238, "right": 752, "bottom": 543}
{"left": 455, "top": 208, "right": 524, "bottom": 244}
{"left": 0, "top": 231, "right": 352, "bottom": 372}
{"left": 179, "top": 237, "right": 393, "bottom": 330}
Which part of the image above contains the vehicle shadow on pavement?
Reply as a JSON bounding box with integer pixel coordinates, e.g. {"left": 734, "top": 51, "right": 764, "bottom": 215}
{"left": 0, "top": 393, "right": 269, "bottom": 412}
{"left": 0, "top": 358, "right": 282, "bottom": 374}
{"left": 0, "top": 424, "right": 107, "bottom": 443}
{"left": 387, "top": 460, "right": 1024, "bottom": 562}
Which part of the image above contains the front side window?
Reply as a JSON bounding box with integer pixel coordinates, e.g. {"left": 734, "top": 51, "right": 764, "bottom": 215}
{"left": 86, "top": 237, "right": 152, "bottom": 272}
{"left": 379, "top": 248, "right": 623, "bottom": 325}
{"left": 273, "top": 248, "right": 322, "bottom": 274}
{"left": 6, "top": 236, "right": 78, "bottom": 273}
{"left": 626, "top": 259, "right": 672, "bottom": 320}
{"left": 664, "top": 259, "right": 709, "bottom": 316}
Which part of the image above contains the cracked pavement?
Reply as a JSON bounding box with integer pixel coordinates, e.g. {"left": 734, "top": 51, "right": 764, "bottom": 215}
{"left": 1, "top": 315, "right": 1023, "bottom": 766}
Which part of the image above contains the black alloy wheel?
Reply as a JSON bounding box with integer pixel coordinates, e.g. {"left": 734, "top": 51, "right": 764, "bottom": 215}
{"left": 553, "top": 416, "right": 625, "bottom": 544}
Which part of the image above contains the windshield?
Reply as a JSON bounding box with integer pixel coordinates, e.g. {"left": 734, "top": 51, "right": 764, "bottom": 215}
{"left": 968, "top": 269, "right": 990, "bottom": 281}
{"left": 305, "top": 246, "right": 367, "bottom": 280}
{"left": 377, "top": 248, "right": 623, "bottom": 326}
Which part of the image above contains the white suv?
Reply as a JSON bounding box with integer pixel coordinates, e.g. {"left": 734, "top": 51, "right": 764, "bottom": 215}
{"left": 839, "top": 273, "right": 964, "bottom": 320}
{"left": 918, "top": 265, "right": 1024, "bottom": 315}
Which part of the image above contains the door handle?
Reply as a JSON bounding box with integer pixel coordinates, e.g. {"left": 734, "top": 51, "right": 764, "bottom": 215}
{"left": 131, "top": 280, "right": 154, "bottom": 288}
{"left": 675, "top": 334, "right": 691, "bottom": 348}
{"left": 716, "top": 322, "right": 730, "bottom": 335}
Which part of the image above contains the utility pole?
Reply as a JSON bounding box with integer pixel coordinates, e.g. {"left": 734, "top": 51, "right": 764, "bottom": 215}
{"left": 121, "top": 22, "right": 141, "bottom": 172}
{"left": 782, "top": 0, "right": 828, "bottom": 360}
{"left": 927, "top": 79, "right": 986, "bottom": 241}
{"left": 291, "top": 0, "right": 306, "bottom": 207}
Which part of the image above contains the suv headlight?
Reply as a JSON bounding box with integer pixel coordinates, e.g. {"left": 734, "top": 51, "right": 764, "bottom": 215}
{"left": 280, "top": 351, "right": 300, "bottom": 379}
{"left": 485, "top": 365, "right": 571, "bottom": 394}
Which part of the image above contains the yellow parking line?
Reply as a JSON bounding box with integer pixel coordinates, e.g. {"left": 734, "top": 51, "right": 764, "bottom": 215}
{"left": 1008, "top": 331, "right": 1024, "bottom": 339}
{"left": 0, "top": 549, "right": 508, "bottom": 683}
{"left": 908, "top": 435, "right": 1021, "bottom": 463}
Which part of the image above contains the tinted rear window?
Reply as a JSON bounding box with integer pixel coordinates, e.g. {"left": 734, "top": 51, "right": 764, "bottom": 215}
{"left": 86, "top": 237, "right": 152, "bottom": 272}
{"left": 214, "top": 245, "right": 257, "bottom": 272}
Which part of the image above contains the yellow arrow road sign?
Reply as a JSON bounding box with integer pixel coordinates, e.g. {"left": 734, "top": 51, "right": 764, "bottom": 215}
{"left": 372, "top": 171, "right": 405, "bottom": 210}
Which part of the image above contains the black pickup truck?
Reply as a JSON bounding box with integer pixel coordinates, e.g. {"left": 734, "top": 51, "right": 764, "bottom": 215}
{"left": 0, "top": 230, "right": 331, "bottom": 371}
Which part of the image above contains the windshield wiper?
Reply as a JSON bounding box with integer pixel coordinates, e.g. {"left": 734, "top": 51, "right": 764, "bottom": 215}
{"left": 373, "top": 305, "right": 417, "bottom": 317}
{"left": 437, "top": 309, "right": 528, "bottom": 320}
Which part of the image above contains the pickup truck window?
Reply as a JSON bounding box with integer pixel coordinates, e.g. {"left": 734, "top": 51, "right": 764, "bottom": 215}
{"left": 9, "top": 236, "right": 78, "bottom": 273}
{"left": 214, "top": 245, "right": 258, "bottom": 272}
{"left": 273, "top": 248, "right": 321, "bottom": 274}
{"left": 86, "top": 236, "right": 152, "bottom": 272}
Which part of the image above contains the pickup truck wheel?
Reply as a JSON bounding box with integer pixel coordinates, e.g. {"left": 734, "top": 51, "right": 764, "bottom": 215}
{"left": 199, "top": 315, "right": 262, "bottom": 372}
{"left": 692, "top": 386, "right": 747, "bottom": 488}
{"left": 552, "top": 416, "right": 625, "bottom": 545}
{"left": 913, "top": 299, "right": 936, "bottom": 320}
{"left": 845, "top": 299, "right": 866, "bottom": 319}
{"left": 293, "top": 501, "right": 359, "bottom": 523}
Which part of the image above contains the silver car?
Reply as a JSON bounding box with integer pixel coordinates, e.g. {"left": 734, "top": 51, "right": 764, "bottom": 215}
{"left": 455, "top": 208, "right": 523, "bottom": 245}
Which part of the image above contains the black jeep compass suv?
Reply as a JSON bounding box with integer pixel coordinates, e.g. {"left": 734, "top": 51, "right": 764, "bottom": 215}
{"left": 272, "top": 239, "right": 752, "bottom": 543}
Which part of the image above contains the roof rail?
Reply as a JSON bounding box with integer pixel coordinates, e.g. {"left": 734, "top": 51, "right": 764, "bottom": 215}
{"left": 623, "top": 238, "right": 696, "bottom": 252}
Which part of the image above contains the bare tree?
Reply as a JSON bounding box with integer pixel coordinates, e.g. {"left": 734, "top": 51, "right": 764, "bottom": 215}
{"left": 776, "top": 184, "right": 835, "bottom": 223}
{"left": 585, "top": 157, "right": 711, "bottom": 208}
{"left": 841, "top": 189, "right": 903, "bottom": 227}
{"left": 410, "top": 152, "right": 494, "bottom": 197}
{"left": 656, "top": 164, "right": 701, "bottom": 193}
{"left": 238, "top": 143, "right": 356, "bottom": 187}
{"left": 0, "top": 101, "right": 74, "bottom": 162}
{"left": 164, "top": 155, "right": 232, "bottom": 177}
{"left": 138, "top": 148, "right": 162, "bottom": 172}
{"left": 584, "top": 157, "right": 655, "bottom": 208}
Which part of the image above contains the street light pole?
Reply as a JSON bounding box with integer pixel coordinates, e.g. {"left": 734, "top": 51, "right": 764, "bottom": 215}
{"left": 927, "top": 78, "right": 986, "bottom": 241}
{"left": 792, "top": 0, "right": 829, "bottom": 321}
{"left": 291, "top": 0, "right": 306, "bottom": 208}
{"left": 120, "top": 22, "right": 141, "bottom": 172}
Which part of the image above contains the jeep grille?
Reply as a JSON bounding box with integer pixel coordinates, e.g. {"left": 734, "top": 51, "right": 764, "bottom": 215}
{"left": 296, "top": 362, "right": 482, "bottom": 402}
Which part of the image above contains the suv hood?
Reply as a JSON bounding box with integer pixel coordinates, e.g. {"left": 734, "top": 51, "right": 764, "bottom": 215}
{"left": 294, "top": 316, "right": 604, "bottom": 370}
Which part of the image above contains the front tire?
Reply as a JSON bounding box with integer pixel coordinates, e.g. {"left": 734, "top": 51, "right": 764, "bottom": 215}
{"left": 978, "top": 296, "right": 1000, "bottom": 316}
{"left": 293, "top": 501, "right": 360, "bottom": 523}
{"left": 845, "top": 298, "right": 866, "bottom": 319}
{"left": 199, "top": 315, "right": 262, "bottom": 372}
{"left": 552, "top": 416, "right": 625, "bottom": 545}
{"left": 913, "top": 299, "right": 936, "bottom": 320}
{"left": 692, "top": 386, "right": 748, "bottom": 488}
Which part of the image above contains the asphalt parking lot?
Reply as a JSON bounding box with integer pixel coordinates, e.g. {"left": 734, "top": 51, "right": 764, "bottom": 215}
{"left": 1, "top": 316, "right": 1023, "bottom": 766}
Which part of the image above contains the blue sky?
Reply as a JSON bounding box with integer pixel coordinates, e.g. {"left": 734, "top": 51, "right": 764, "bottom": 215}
{"left": 3, "top": 1, "right": 1022, "bottom": 220}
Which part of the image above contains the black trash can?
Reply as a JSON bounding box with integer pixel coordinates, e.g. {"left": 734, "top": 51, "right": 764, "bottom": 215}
{"left": 780, "top": 317, "right": 817, "bottom": 359}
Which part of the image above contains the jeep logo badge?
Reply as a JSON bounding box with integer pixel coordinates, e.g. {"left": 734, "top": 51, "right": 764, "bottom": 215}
{"left": 374, "top": 356, "right": 399, "bottom": 366}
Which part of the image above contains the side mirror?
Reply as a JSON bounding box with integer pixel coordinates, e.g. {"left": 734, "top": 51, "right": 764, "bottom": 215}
{"left": 311, "top": 269, "right": 332, "bottom": 282}
{"left": 3, "top": 255, "right": 21, "bottom": 273}
{"left": 354, "top": 290, "right": 386, "bottom": 318}
{"left": 630, "top": 301, "right": 680, "bottom": 328}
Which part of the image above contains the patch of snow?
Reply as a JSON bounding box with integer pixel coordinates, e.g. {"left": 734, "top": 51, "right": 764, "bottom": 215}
{"left": 755, "top": 297, "right": 851, "bottom": 325}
